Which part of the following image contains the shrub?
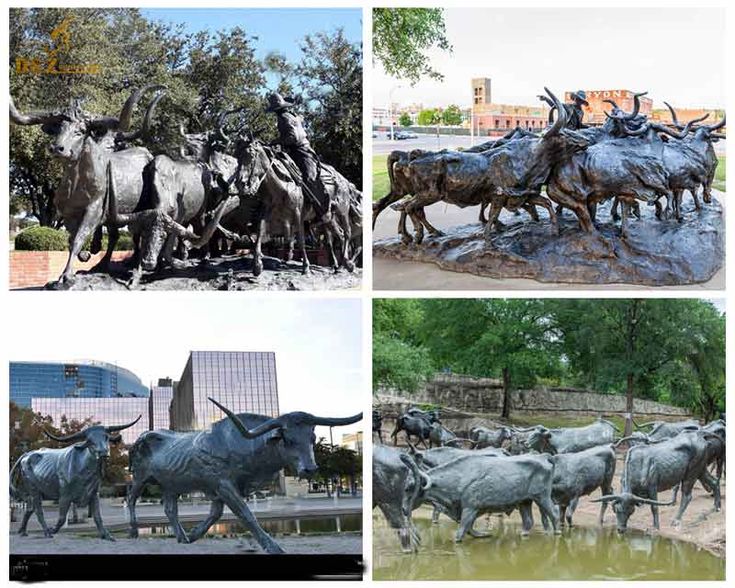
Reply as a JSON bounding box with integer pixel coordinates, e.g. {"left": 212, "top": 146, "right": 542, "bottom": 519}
{"left": 14, "top": 226, "right": 68, "bottom": 251}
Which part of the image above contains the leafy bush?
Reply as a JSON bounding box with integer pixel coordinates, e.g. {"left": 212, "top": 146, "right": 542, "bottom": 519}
{"left": 14, "top": 226, "right": 68, "bottom": 251}
{"left": 15, "top": 226, "right": 135, "bottom": 252}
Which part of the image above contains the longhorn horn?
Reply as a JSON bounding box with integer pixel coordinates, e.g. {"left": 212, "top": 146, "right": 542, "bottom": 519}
{"left": 705, "top": 114, "right": 726, "bottom": 132}
{"left": 664, "top": 101, "right": 680, "bottom": 127}
{"left": 603, "top": 99, "right": 620, "bottom": 110}
{"left": 9, "top": 95, "right": 55, "bottom": 126}
{"left": 652, "top": 120, "right": 693, "bottom": 140}
{"left": 44, "top": 428, "right": 87, "bottom": 443}
{"left": 208, "top": 396, "right": 283, "bottom": 438}
{"left": 116, "top": 88, "right": 166, "bottom": 142}
{"left": 307, "top": 413, "right": 363, "bottom": 427}
{"left": 543, "top": 87, "right": 566, "bottom": 138}
{"left": 116, "top": 84, "right": 166, "bottom": 131}
{"left": 105, "top": 414, "right": 142, "bottom": 433}
{"left": 624, "top": 92, "right": 647, "bottom": 120}
{"left": 632, "top": 494, "right": 676, "bottom": 506}
{"left": 614, "top": 434, "right": 649, "bottom": 447}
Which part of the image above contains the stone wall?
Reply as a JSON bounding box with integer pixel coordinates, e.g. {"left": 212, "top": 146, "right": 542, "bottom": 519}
{"left": 375, "top": 373, "right": 692, "bottom": 419}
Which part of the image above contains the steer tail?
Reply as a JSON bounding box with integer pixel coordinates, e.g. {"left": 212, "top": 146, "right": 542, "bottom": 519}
{"left": 373, "top": 151, "right": 405, "bottom": 229}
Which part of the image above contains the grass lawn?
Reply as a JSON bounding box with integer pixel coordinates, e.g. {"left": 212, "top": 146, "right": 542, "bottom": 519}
{"left": 713, "top": 155, "right": 726, "bottom": 192}
{"left": 373, "top": 154, "right": 389, "bottom": 201}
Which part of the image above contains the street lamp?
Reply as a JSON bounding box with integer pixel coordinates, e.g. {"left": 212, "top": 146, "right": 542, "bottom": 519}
{"left": 389, "top": 84, "right": 403, "bottom": 141}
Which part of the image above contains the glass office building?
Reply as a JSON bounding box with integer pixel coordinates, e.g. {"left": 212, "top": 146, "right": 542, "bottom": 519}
{"left": 10, "top": 360, "right": 149, "bottom": 407}
{"left": 170, "top": 351, "right": 280, "bottom": 431}
{"left": 149, "top": 380, "right": 174, "bottom": 430}
{"left": 31, "top": 397, "right": 150, "bottom": 445}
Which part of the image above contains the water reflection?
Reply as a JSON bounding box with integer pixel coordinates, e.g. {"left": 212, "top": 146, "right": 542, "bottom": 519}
{"left": 135, "top": 514, "right": 361, "bottom": 537}
{"left": 373, "top": 516, "right": 723, "bottom": 580}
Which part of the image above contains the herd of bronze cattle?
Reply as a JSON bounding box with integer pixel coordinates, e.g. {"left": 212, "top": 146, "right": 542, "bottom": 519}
{"left": 373, "top": 88, "right": 725, "bottom": 245}
{"left": 373, "top": 407, "right": 725, "bottom": 551}
{"left": 10, "top": 87, "right": 362, "bottom": 288}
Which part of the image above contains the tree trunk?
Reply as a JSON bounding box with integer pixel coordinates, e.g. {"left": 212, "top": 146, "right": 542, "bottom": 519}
{"left": 625, "top": 372, "right": 634, "bottom": 436}
{"left": 501, "top": 367, "right": 511, "bottom": 420}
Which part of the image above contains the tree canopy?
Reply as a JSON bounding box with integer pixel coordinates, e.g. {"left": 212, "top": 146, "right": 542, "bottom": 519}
{"left": 373, "top": 299, "right": 725, "bottom": 421}
{"left": 10, "top": 7, "right": 362, "bottom": 225}
{"left": 372, "top": 8, "right": 451, "bottom": 84}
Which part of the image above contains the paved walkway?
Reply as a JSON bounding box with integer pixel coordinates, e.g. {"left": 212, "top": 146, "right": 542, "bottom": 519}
{"left": 11, "top": 495, "right": 362, "bottom": 535}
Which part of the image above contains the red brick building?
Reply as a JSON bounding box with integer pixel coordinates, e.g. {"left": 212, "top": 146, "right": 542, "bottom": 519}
{"left": 566, "top": 89, "right": 653, "bottom": 125}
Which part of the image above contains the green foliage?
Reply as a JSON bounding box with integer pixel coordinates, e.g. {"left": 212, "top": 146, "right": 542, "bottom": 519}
{"left": 14, "top": 225, "right": 68, "bottom": 250}
{"left": 295, "top": 29, "right": 363, "bottom": 188}
{"left": 417, "top": 108, "right": 441, "bottom": 126}
{"left": 373, "top": 154, "right": 389, "bottom": 201}
{"left": 713, "top": 155, "right": 725, "bottom": 192}
{"left": 10, "top": 8, "right": 363, "bottom": 220}
{"left": 15, "top": 226, "right": 134, "bottom": 251}
{"left": 372, "top": 299, "right": 725, "bottom": 420}
{"left": 441, "top": 104, "right": 463, "bottom": 126}
{"left": 373, "top": 332, "right": 435, "bottom": 394}
{"left": 398, "top": 112, "right": 413, "bottom": 127}
{"left": 373, "top": 8, "right": 451, "bottom": 84}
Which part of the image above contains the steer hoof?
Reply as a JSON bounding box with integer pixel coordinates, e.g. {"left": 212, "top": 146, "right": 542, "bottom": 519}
{"left": 44, "top": 530, "right": 54, "bottom": 538}
{"left": 253, "top": 261, "right": 263, "bottom": 277}
{"left": 101, "top": 533, "right": 116, "bottom": 542}
{"left": 129, "top": 529, "right": 139, "bottom": 539}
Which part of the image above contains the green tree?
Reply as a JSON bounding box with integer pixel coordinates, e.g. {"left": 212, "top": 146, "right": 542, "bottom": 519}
{"left": 551, "top": 299, "right": 725, "bottom": 433}
{"left": 295, "top": 29, "right": 363, "bottom": 187}
{"left": 417, "top": 108, "right": 441, "bottom": 126}
{"left": 373, "top": 299, "right": 434, "bottom": 394}
{"left": 398, "top": 112, "right": 412, "bottom": 127}
{"left": 415, "top": 299, "right": 563, "bottom": 420}
{"left": 373, "top": 8, "right": 451, "bottom": 84}
{"left": 442, "top": 104, "right": 463, "bottom": 126}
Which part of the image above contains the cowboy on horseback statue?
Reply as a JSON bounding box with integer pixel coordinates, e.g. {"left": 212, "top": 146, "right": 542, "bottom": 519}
{"left": 266, "top": 93, "right": 330, "bottom": 216}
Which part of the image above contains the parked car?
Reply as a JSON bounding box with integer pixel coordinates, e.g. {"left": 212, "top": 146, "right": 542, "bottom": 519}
{"left": 394, "top": 131, "right": 418, "bottom": 140}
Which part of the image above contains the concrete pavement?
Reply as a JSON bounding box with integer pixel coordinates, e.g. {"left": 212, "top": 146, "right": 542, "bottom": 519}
{"left": 11, "top": 495, "right": 362, "bottom": 535}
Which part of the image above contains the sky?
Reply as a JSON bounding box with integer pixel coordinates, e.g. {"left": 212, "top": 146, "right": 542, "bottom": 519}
{"left": 8, "top": 295, "right": 364, "bottom": 439}
{"left": 374, "top": 7, "right": 725, "bottom": 110}
{"left": 142, "top": 8, "right": 362, "bottom": 65}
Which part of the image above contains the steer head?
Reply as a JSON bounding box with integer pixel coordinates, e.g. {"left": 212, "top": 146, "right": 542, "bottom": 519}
{"left": 494, "top": 88, "right": 590, "bottom": 200}
{"left": 209, "top": 397, "right": 362, "bottom": 479}
{"left": 527, "top": 426, "right": 555, "bottom": 454}
{"left": 590, "top": 492, "right": 674, "bottom": 533}
{"left": 44, "top": 415, "right": 141, "bottom": 458}
{"left": 10, "top": 85, "right": 164, "bottom": 161}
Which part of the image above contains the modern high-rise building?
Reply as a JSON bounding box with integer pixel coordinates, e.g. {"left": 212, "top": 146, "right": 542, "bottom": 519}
{"left": 170, "top": 351, "right": 280, "bottom": 431}
{"left": 149, "top": 379, "right": 174, "bottom": 430}
{"left": 10, "top": 360, "right": 149, "bottom": 445}
{"left": 10, "top": 360, "right": 149, "bottom": 407}
{"left": 30, "top": 397, "right": 149, "bottom": 445}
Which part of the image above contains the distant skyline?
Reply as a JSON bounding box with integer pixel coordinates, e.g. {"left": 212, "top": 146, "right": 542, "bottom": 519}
{"left": 8, "top": 297, "right": 363, "bottom": 438}
{"left": 374, "top": 8, "right": 725, "bottom": 110}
